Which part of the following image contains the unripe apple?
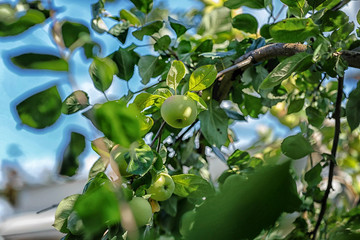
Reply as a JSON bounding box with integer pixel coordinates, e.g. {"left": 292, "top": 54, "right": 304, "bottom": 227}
{"left": 128, "top": 197, "right": 152, "bottom": 227}
{"left": 160, "top": 95, "right": 197, "bottom": 128}
{"left": 179, "top": 210, "right": 196, "bottom": 237}
{"left": 110, "top": 145, "right": 133, "bottom": 177}
{"left": 147, "top": 173, "right": 175, "bottom": 201}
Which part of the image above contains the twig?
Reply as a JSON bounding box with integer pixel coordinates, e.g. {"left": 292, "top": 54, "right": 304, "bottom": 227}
{"left": 310, "top": 76, "right": 343, "bottom": 240}
{"left": 150, "top": 121, "right": 166, "bottom": 148}
{"left": 174, "top": 120, "right": 199, "bottom": 143}
{"left": 132, "top": 80, "right": 165, "bottom": 94}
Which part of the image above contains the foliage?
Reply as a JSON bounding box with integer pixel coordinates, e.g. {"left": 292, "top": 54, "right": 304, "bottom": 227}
{"left": 2, "top": 0, "right": 360, "bottom": 239}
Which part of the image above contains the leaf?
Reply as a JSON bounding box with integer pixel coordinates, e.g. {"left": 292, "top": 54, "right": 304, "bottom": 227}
{"left": 172, "top": 174, "right": 215, "bottom": 198}
{"left": 138, "top": 55, "right": 158, "bottom": 84}
{"left": 154, "top": 35, "right": 171, "bottom": 51}
{"left": 260, "top": 52, "right": 313, "bottom": 89}
{"left": 166, "top": 60, "right": 186, "bottom": 91}
{"left": 281, "top": 133, "right": 313, "bottom": 159}
{"left": 270, "top": 18, "right": 320, "bottom": 43}
{"left": 130, "top": 0, "right": 153, "bottom": 14}
{"left": 127, "top": 143, "right": 154, "bottom": 175}
{"left": 320, "top": 10, "right": 348, "bottom": 32}
{"left": 120, "top": 9, "right": 141, "bottom": 26}
{"left": 188, "top": 162, "right": 301, "bottom": 240}
{"left": 305, "top": 163, "right": 322, "bottom": 188}
{"left": 186, "top": 92, "right": 208, "bottom": 111}
{"left": 74, "top": 183, "right": 120, "bottom": 236}
{"left": 62, "top": 90, "right": 90, "bottom": 115}
{"left": 287, "top": 98, "right": 304, "bottom": 114}
{"left": 11, "top": 53, "right": 68, "bottom": 71}
{"left": 132, "top": 20, "right": 163, "bottom": 40}
{"left": 108, "top": 21, "right": 130, "bottom": 44}
{"left": 16, "top": 86, "right": 62, "bottom": 129}
{"left": 346, "top": 82, "right": 360, "bottom": 131}
{"left": 88, "top": 157, "right": 109, "bottom": 179}
{"left": 232, "top": 14, "right": 258, "bottom": 34}
{"left": 110, "top": 46, "right": 139, "bottom": 81}
{"left": 94, "top": 101, "right": 141, "bottom": 147}
{"left": 89, "top": 57, "right": 118, "bottom": 92}
{"left": 168, "top": 16, "right": 189, "bottom": 37}
{"left": 224, "top": 0, "right": 265, "bottom": 9}
{"left": 91, "top": 137, "right": 114, "bottom": 158}
{"left": 306, "top": 106, "right": 325, "bottom": 128}
{"left": 197, "top": 7, "right": 232, "bottom": 37}
{"left": 0, "top": 9, "right": 46, "bottom": 36}
{"left": 357, "top": 9, "right": 360, "bottom": 25}
{"left": 61, "top": 21, "right": 90, "bottom": 49}
{"left": 199, "top": 100, "right": 228, "bottom": 147}
{"left": 307, "top": 0, "right": 327, "bottom": 8}
{"left": 189, "top": 65, "right": 217, "bottom": 91}
{"left": 53, "top": 194, "right": 80, "bottom": 233}
{"left": 59, "top": 132, "right": 86, "bottom": 177}
{"left": 132, "top": 92, "right": 165, "bottom": 111}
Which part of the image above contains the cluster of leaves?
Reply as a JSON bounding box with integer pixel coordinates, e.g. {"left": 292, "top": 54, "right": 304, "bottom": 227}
{"left": 3, "top": 0, "right": 360, "bottom": 239}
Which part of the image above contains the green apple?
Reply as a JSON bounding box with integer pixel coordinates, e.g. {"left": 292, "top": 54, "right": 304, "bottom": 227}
{"left": 179, "top": 210, "right": 196, "bottom": 236}
{"left": 128, "top": 197, "right": 152, "bottom": 227}
{"left": 147, "top": 173, "right": 175, "bottom": 201}
{"left": 110, "top": 145, "right": 133, "bottom": 177}
{"left": 160, "top": 95, "right": 197, "bottom": 128}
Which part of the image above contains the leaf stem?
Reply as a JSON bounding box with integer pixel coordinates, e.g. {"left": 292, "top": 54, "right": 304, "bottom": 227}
{"left": 310, "top": 76, "right": 343, "bottom": 240}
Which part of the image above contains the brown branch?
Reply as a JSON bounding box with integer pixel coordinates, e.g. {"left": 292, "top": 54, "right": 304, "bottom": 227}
{"left": 310, "top": 76, "right": 343, "bottom": 240}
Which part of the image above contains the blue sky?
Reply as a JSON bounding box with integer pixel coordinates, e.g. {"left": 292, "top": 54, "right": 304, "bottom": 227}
{"left": 0, "top": 0, "right": 359, "bottom": 187}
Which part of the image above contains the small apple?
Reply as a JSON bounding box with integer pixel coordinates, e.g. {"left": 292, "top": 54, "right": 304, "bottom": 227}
{"left": 147, "top": 173, "right": 175, "bottom": 201}
{"left": 179, "top": 210, "right": 196, "bottom": 237}
{"left": 110, "top": 145, "right": 133, "bottom": 177}
{"left": 128, "top": 197, "right": 152, "bottom": 227}
{"left": 160, "top": 95, "right": 197, "bottom": 128}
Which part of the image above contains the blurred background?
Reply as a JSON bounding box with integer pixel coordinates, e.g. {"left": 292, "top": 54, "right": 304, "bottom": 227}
{"left": 0, "top": 0, "right": 360, "bottom": 239}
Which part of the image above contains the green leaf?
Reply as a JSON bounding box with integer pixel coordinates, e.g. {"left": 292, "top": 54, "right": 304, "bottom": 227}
{"left": 11, "top": 53, "right": 68, "bottom": 71}
{"left": 94, "top": 101, "right": 141, "bottom": 147}
{"left": 242, "top": 94, "right": 263, "bottom": 118}
{"left": 130, "top": 0, "right": 153, "bottom": 14}
{"left": 320, "top": 10, "right": 349, "bottom": 32}
{"left": 88, "top": 157, "right": 109, "bottom": 179}
{"left": 172, "top": 174, "right": 214, "bottom": 198}
{"left": 224, "top": 0, "right": 265, "bottom": 9}
{"left": 357, "top": 9, "right": 360, "bottom": 25}
{"left": 120, "top": 9, "right": 141, "bottom": 26}
{"left": 306, "top": 0, "right": 326, "bottom": 8}
{"left": 132, "top": 20, "right": 163, "bottom": 40}
{"left": 61, "top": 21, "right": 90, "bottom": 49}
{"left": 127, "top": 143, "right": 154, "bottom": 175}
{"left": 168, "top": 16, "right": 189, "bottom": 37}
{"left": 288, "top": 98, "right": 304, "bottom": 114}
{"left": 186, "top": 92, "right": 208, "bottom": 111}
{"left": 199, "top": 100, "right": 228, "bottom": 147}
{"left": 89, "top": 57, "right": 118, "bottom": 92}
{"left": 132, "top": 92, "right": 165, "bottom": 111}
{"left": 74, "top": 183, "right": 120, "bottom": 236}
{"left": 270, "top": 18, "right": 319, "bottom": 43}
{"left": 232, "top": 14, "right": 258, "bottom": 34}
{"left": 154, "top": 35, "right": 171, "bottom": 51}
{"left": 189, "top": 65, "right": 217, "bottom": 91}
{"left": 108, "top": 21, "right": 130, "bottom": 44}
{"left": 16, "top": 86, "right": 62, "bottom": 129}
{"left": 305, "top": 163, "right": 322, "bottom": 188}
{"left": 197, "top": 7, "right": 232, "bottom": 37}
{"left": 178, "top": 40, "right": 191, "bottom": 54}
{"left": 188, "top": 162, "right": 301, "bottom": 240}
{"left": 0, "top": 9, "right": 46, "bottom": 36}
{"left": 53, "top": 194, "right": 80, "bottom": 233}
{"left": 306, "top": 106, "right": 325, "bottom": 128}
{"left": 110, "top": 46, "right": 139, "bottom": 81}
{"left": 260, "top": 52, "right": 313, "bottom": 89}
{"left": 62, "top": 90, "right": 90, "bottom": 115}
{"left": 281, "top": 0, "right": 304, "bottom": 7}
{"left": 166, "top": 60, "right": 186, "bottom": 91}
{"left": 346, "top": 82, "right": 360, "bottom": 131}
{"left": 59, "top": 132, "right": 86, "bottom": 177}
{"left": 281, "top": 133, "right": 313, "bottom": 159}
{"left": 227, "top": 150, "right": 250, "bottom": 168}
{"left": 138, "top": 55, "right": 158, "bottom": 84}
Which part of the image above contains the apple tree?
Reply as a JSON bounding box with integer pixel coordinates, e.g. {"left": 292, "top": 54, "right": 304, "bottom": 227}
{"left": 2, "top": 0, "right": 360, "bottom": 239}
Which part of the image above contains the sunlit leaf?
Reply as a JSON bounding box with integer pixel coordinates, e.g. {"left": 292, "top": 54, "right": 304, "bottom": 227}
{"left": 166, "top": 60, "right": 186, "bottom": 91}
{"left": 172, "top": 174, "right": 214, "bottom": 198}
{"left": 89, "top": 57, "right": 118, "bottom": 92}
{"left": 53, "top": 194, "right": 80, "bottom": 233}
{"left": 108, "top": 21, "right": 130, "bottom": 44}
{"left": 224, "top": 0, "right": 265, "bottom": 9}
{"left": 189, "top": 65, "right": 217, "bottom": 91}
{"left": 88, "top": 157, "right": 109, "bottom": 179}
{"left": 120, "top": 9, "right": 141, "bottom": 26}
{"left": 127, "top": 143, "right": 154, "bottom": 175}
{"left": 16, "top": 86, "right": 62, "bottom": 129}
{"left": 62, "top": 90, "right": 90, "bottom": 115}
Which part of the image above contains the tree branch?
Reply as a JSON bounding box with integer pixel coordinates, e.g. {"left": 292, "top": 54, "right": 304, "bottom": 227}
{"left": 310, "top": 76, "right": 343, "bottom": 240}
{"left": 150, "top": 121, "right": 166, "bottom": 148}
